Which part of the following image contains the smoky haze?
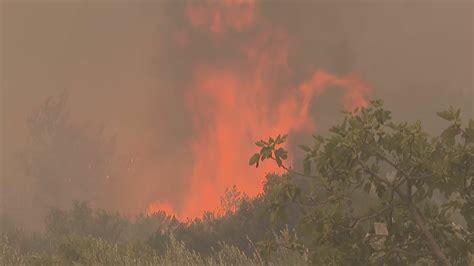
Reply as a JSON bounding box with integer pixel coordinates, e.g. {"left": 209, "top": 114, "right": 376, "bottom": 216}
{"left": 1, "top": 1, "right": 472, "bottom": 230}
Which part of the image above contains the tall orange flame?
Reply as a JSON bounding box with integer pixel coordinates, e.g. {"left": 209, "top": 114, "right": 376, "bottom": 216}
{"left": 146, "top": 0, "right": 372, "bottom": 220}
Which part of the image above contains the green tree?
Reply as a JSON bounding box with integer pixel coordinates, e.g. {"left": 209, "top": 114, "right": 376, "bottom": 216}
{"left": 45, "top": 201, "right": 128, "bottom": 243}
{"left": 250, "top": 99, "right": 473, "bottom": 265}
{"left": 20, "top": 90, "right": 116, "bottom": 210}
{"left": 219, "top": 185, "right": 250, "bottom": 215}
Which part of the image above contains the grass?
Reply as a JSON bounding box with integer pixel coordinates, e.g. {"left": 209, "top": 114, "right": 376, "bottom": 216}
{"left": 0, "top": 231, "right": 310, "bottom": 266}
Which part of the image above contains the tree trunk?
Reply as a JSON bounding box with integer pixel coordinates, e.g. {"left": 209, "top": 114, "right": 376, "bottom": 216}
{"left": 395, "top": 184, "right": 451, "bottom": 266}
{"left": 407, "top": 199, "right": 452, "bottom": 266}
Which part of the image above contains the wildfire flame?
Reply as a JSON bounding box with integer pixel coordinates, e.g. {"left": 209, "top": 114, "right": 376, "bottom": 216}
{"left": 146, "top": 202, "right": 176, "bottom": 218}
{"left": 146, "top": 0, "right": 372, "bottom": 220}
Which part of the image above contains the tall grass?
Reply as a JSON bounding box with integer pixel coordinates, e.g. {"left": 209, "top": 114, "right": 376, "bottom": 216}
{"left": 0, "top": 232, "right": 309, "bottom": 266}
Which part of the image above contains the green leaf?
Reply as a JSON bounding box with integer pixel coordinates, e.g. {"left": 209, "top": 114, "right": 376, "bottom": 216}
{"left": 455, "top": 109, "right": 461, "bottom": 120}
{"left": 437, "top": 110, "right": 455, "bottom": 121}
{"left": 275, "top": 147, "right": 288, "bottom": 160}
{"left": 349, "top": 117, "right": 363, "bottom": 129}
{"left": 261, "top": 146, "right": 273, "bottom": 159}
{"left": 275, "top": 156, "right": 283, "bottom": 167}
{"left": 275, "top": 134, "right": 285, "bottom": 144}
{"left": 249, "top": 153, "right": 260, "bottom": 166}
{"left": 255, "top": 140, "right": 265, "bottom": 147}
{"left": 441, "top": 125, "right": 461, "bottom": 145}
{"left": 312, "top": 134, "right": 323, "bottom": 141}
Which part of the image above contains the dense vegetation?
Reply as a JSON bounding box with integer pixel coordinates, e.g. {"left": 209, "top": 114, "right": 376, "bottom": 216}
{"left": 250, "top": 100, "right": 473, "bottom": 265}
{"left": 0, "top": 181, "right": 307, "bottom": 265}
{"left": 1, "top": 99, "right": 472, "bottom": 265}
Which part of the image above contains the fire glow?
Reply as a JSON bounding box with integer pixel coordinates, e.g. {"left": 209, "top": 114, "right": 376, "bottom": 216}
{"left": 146, "top": 202, "right": 175, "bottom": 218}
{"left": 146, "top": 0, "right": 372, "bottom": 220}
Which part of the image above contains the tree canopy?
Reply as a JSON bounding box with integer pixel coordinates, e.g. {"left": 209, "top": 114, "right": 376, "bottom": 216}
{"left": 250, "top": 99, "right": 473, "bottom": 265}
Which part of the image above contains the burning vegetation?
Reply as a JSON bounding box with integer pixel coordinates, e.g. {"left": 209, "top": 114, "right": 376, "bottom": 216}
{"left": 1, "top": 0, "right": 472, "bottom": 265}
{"left": 147, "top": 0, "right": 372, "bottom": 220}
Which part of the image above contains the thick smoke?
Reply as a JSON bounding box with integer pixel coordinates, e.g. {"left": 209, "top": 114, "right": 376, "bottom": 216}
{"left": 1, "top": 1, "right": 472, "bottom": 228}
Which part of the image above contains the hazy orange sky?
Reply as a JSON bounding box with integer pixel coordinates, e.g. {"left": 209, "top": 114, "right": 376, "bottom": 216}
{"left": 1, "top": 0, "right": 472, "bottom": 228}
